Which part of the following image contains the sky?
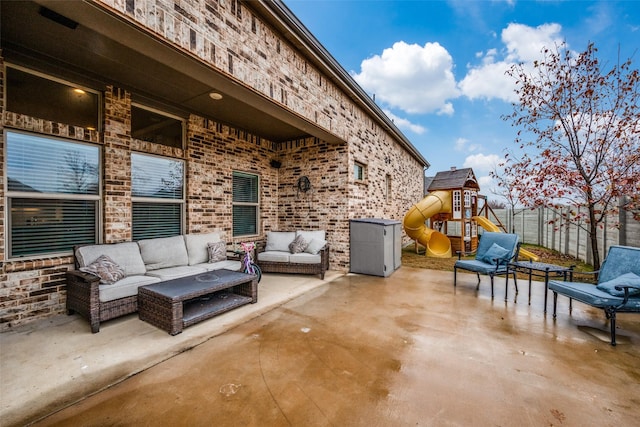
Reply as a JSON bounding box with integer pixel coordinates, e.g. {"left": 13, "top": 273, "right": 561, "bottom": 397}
{"left": 283, "top": 0, "right": 640, "bottom": 199}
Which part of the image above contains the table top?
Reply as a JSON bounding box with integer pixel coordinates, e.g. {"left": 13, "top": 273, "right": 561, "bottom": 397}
{"left": 509, "top": 260, "right": 573, "bottom": 273}
{"left": 140, "top": 269, "right": 254, "bottom": 300}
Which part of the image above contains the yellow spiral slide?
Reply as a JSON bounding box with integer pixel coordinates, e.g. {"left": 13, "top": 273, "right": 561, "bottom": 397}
{"left": 403, "top": 191, "right": 452, "bottom": 258}
{"left": 472, "top": 216, "right": 539, "bottom": 261}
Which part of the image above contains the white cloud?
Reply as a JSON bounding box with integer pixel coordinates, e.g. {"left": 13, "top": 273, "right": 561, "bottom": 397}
{"left": 502, "top": 23, "right": 564, "bottom": 62}
{"left": 352, "top": 41, "right": 459, "bottom": 115}
{"left": 454, "top": 138, "right": 481, "bottom": 153}
{"left": 383, "top": 110, "right": 427, "bottom": 134}
{"left": 463, "top": 153, "right": 501, "bottom": 174}
{"left": 455, "top": 138, "right": 469, "bottom": 151}
{"left": 459, "top": 23, "right": 565, "bottom": 102}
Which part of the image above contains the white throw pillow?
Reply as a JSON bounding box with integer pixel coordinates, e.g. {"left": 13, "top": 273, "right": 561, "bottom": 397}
{"left": 304, "top": 238, "right": 327, "bottom": 255}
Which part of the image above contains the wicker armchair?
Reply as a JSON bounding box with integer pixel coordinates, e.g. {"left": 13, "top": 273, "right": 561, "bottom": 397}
{"left": 256, "top": 239, "right": 329, "bottom": 280}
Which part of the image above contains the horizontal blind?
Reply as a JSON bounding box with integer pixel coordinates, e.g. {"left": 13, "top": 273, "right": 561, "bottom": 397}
{"left": 132, "top": 203, "right": 182, "bottom": 241}
{"left": 10, "top": 199, "right": 97, "bottom": 257}
{"left": 232, "top": 172, "right": 259, "bottom": 237}
{"left": 233, "top": 205, "right": 257, "bottom": 236}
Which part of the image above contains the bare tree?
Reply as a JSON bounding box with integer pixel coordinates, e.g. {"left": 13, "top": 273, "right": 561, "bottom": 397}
{"left": 502, "top": 42, "right": 640, "bottom": 270}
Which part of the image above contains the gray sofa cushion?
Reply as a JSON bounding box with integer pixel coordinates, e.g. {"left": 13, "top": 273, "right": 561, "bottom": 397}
{"left": 184, "top": 232, "right": 221, "bottom": 266}
{"left": 258, "top": 251, "right": 291, "bottom": 263}
{"left": 144, "top": 265, "right": 207, "bottom": 281}
{"left": 76, "top": 242, "right": 146, "bottom": 276}
{"left": 98, "top": 275, "right": 161, "bottom": 302}
{"left": 265, "top": 231, "right": 296, "bottom": 252}
{"left": 289, "top": 253, "right": 321, "bottom": 264}
{"left": 193, "top": 260, "right": 242, "bottom": 271}
{"left": 138, "top": 235, "right": 189, "bottom": 271}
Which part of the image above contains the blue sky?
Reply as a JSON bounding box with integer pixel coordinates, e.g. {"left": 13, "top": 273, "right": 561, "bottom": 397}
{"left": 283, "top": 0, "right": 639, "bottom": 198}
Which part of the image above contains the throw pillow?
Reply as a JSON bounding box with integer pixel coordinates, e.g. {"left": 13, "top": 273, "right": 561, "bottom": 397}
{"left": 79, "top": 255, "right": 125, "bottom": 285}
{"left": 207, "top": 241, "right": 227, "bottom": 263}
{"left": 289, "top": 234, "right": 308, "bottom": 254}
{"left": 480, "top": 243, "right": 511, "bottom": 265}
{"left": 596, "top": 272, "right": 640, "bottom": 297}
{"left": 304, "top": 238, "right": 327, "bottom": 255}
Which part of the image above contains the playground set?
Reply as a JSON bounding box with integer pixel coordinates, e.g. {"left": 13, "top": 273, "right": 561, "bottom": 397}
{"left": 403, "top": 167, "right": 537, "bottom": 261}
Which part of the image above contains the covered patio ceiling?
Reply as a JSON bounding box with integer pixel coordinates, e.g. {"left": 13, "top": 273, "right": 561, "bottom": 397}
{"left": 1, "top": 0, "right": 343, "bottom": 144}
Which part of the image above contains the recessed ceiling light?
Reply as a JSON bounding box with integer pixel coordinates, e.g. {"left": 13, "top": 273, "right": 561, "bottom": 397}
{"left": 209, "top": 92, "right": 223, "bottom": 100}
{"left": 73, "top": 88, "right": 86, "bottom": 94}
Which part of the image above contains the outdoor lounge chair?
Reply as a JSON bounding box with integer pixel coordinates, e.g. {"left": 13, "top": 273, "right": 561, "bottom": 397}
{"left": 549, "top": 245, "right": 640, "bottom": 346}
{"left": 453, "top": 232, "right": 519, "bottom": 300}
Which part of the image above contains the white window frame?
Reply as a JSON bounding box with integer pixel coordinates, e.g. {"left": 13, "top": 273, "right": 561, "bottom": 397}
{"left": 5, "top": 130, "right": 101, "bottom": 259}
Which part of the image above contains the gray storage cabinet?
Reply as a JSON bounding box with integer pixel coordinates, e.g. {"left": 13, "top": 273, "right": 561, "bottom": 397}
{"left": 350, "top": 218, "right": 402, "bottom": 277}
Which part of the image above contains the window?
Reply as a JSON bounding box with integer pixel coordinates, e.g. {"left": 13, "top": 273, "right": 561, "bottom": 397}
{"left": 131, "top": 153, "right": 184, "bottom": 240}
{"left": 232, "top": 171, "right": 259, "bottom": 237}
{"left": 452, "top": 190, "right": 462, "bottom": 220}
{"left": 6, "top": 65, "right": 100, "bottom": 130}
{"left": 354, "top": 162, "right": 366, "bottom": 181}
{"left": 6, "top": 131, "right": 100, "bottom": 257}
{"left": 131, "top": 104, "right": 184, "bottom": 149}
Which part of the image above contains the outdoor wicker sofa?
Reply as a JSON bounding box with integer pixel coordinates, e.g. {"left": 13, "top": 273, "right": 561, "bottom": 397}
{"left": 66, "top": 232, "right": 241, "bottom": 333}
{"left": 256, "top": 230, "right": 329, "bottom": 279}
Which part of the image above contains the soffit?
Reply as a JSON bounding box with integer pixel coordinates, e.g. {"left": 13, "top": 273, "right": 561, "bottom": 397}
{"left": 1, "top": 0, "right": 344, "bottom": 144}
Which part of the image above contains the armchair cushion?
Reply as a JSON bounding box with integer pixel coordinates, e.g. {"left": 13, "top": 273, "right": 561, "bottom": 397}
{"left": 454, "top": 259, "right": 508, "bottom": 275}
{"left": 480, "top": 243, "right": 511, "bottom": 265}
{"left": 596, "top": 272, "right": 640, "bottom": 297}
{"left": 265, "top": 231, "right": 296, "bottom": 252}
{"left": 475, "top": 232, "right": 518, "bottom": 262}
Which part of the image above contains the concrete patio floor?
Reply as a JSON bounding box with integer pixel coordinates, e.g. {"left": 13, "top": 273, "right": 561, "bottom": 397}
{"left": 2, "top": 267, "right": 639, "bottom": 426}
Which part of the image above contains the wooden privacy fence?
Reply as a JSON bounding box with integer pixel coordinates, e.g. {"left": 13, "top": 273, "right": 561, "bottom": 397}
{"left": 489, "top": 204, "right": 640, "bottom": 266}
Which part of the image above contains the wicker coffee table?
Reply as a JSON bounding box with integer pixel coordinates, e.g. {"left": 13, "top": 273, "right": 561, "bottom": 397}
{"left": 138, "top": 269, "right": 258, "bottom": 335}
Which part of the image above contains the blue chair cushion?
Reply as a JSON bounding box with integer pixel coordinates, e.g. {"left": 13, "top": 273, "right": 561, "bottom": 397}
{"left": 596, "top": 272, "right": 640, "bottom": 297}
{"left": 548, "top": 280, "right": 640, "bottom": 310}
{"left": 455, "top": 259, "right": 507, "bottom": 275}
{"left": 475, "top": 232, "right": 518, "bottom": 262}
{"left": 480, "top": 243, "right": 511, "bottom": 265}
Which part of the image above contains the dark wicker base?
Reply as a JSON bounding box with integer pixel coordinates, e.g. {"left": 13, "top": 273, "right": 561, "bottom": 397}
{"left": 66, "top": 270, "right": 139, "bottom": 333}
{"left": 257, "top": 243, "right": 329, "bottom": 280}
{"left": 138, "top": 269, "right": 258, "bottom": 335}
